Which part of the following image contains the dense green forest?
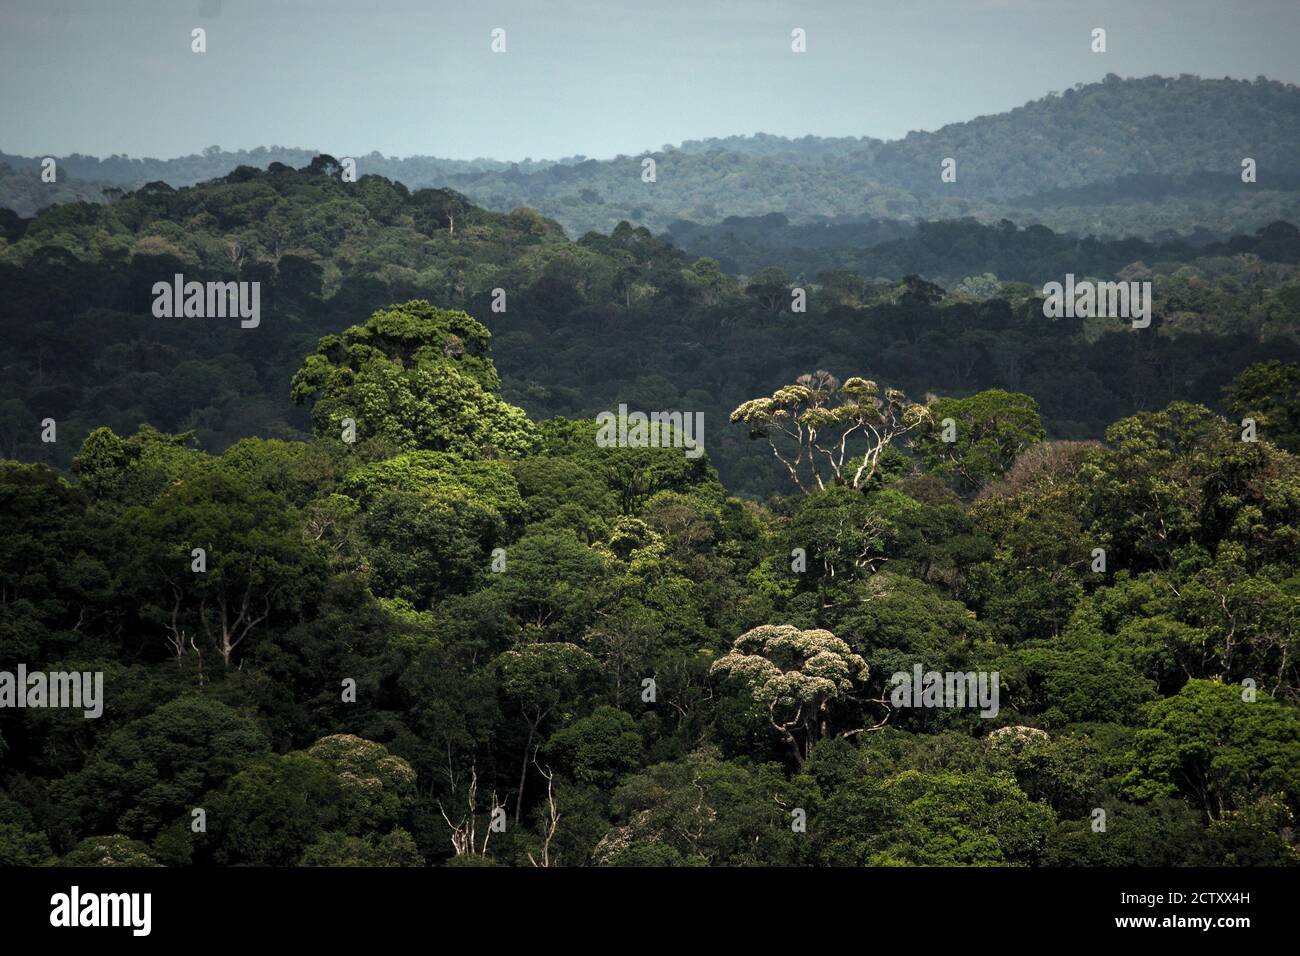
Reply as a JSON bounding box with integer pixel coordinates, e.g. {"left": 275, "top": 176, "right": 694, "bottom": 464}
{"left": 665, "top": 211, "right": 1300, "bottom": 283}
{"left": 2, "top": 70, "right": 1299, "bottom": 871}
{"left": 3, "top": 159, "right": 1299, "bottom": 500}
{"left": 2, "top": 290, "right": 1298, "bottom": 865}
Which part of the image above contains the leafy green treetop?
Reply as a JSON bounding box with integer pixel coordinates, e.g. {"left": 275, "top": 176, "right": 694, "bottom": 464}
{"left": 1223, "top": 360, "right": 1300, "bottom": 453}
{"left": 913, "top": 389, "right": 1045, "bottom": 496}
{"left": 291, "top": 300, "right": 539, "bottom": 459}
{"left": 1125, "top": 678, "right": 1300, "bottom": 823}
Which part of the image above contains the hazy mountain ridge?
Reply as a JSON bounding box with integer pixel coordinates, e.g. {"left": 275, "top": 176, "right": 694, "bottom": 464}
{"left": 870, "top": 74, "right": 1300, "bottom": 198}
{"left": 4, "top": 75, "right": 1299, "bottom": 240}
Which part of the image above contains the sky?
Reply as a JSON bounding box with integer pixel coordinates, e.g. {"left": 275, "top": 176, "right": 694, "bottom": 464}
{"left": 1, "top": 0, "right": 1297, "bottom": 162}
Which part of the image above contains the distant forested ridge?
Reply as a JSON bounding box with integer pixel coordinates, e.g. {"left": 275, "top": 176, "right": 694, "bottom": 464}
{"left": 4, "top": 75, "right": 1299, "bottom": 241}
{"left": 663, "top": 213, "right": 1300, "bottom": 283}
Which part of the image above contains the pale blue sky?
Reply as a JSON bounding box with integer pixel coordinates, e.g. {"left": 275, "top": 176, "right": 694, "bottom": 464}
{"left": 2, "top": 0, "right": 1297, "bottom": 160}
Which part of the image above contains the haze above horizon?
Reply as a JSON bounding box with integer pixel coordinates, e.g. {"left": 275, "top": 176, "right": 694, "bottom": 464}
{"left": 2, "top": 0, "right": 1298, "bottom": 162}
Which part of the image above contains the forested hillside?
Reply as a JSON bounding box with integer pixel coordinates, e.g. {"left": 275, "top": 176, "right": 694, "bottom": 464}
{"left": 2, "top": 160, "right": 1298, "bottom": 498}
{"left": 2, "top": 65, "right": 1299, "bottom": 873}
{"left": 664, "top": 212, "right": 1300, "bottom": 282}
{"left": 3, "top": 290, "right": 1298, "bottom": 866}
{"left": 5, "top": 76, "right": 1299, "bottom": 241}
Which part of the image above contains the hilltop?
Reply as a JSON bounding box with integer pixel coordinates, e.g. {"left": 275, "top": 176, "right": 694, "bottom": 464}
{"left": 4, "top": 76, "right": 1299, "bottom": 242}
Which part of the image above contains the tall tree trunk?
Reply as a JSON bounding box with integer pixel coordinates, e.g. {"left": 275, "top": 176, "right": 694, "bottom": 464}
{"left": 516, "top": 723, "right": 535, "bottom": 824}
